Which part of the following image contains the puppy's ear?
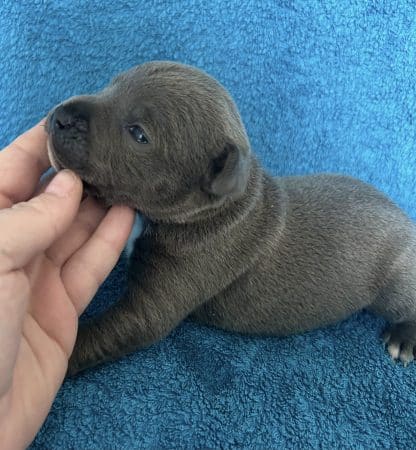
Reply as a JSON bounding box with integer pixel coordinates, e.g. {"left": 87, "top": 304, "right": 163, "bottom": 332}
{"left": 202, "top": 143, "right": 249, "bottom": 198}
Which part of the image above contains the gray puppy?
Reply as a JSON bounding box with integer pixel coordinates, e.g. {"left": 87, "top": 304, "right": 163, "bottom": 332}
{"left": 46, "top": 61, "right": 416, "bottom": 376}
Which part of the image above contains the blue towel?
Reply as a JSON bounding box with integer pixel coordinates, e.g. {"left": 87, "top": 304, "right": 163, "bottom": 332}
{"left": 1, "top": 1, "right": 416, "bottom": 448}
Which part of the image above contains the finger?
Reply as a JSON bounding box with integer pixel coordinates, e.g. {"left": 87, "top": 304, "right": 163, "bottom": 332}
{"left": 62, "top": 205, "right": 135, "bottom": 315}
{"left": 45, "top": 196, "right": 107, "bottom": 266}
{"left": 0, "top": 170, "right": 83, "bottom": 273}
{"left": 0, "top": 120, "right": 50, "bottom": 209}
{"left": 35, "top": 168, "right": 87, "bottom": 201}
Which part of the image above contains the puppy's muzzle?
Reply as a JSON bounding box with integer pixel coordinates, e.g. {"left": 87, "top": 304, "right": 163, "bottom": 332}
{"left": 48, "top": 102, "right": 90, "bottom": 170}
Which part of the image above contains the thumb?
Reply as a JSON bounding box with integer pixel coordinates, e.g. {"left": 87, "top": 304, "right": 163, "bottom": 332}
{"left": 0, "top": 170, "right": 83, "bottom": 273}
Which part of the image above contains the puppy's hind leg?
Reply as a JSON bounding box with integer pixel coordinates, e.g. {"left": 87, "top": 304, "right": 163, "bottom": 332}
{"left": 370, "top": 248, "right": 416, "bottom": 366}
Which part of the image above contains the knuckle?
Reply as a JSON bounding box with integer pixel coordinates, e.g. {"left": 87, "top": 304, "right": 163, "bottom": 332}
{"left": 12, "top": 197, "right": 60, "bottom": 242}
{"left": 8, "top": 141, "right": 44, "bottom": 172}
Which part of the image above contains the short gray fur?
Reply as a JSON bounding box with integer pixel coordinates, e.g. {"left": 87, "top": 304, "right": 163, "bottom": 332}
{"left": 46, "top": 61, "right": 416, "bottom": 375}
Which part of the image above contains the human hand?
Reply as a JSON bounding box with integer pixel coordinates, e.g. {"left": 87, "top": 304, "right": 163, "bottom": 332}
{"left": 0, "top": 121, "right": 135, "bottom": 449}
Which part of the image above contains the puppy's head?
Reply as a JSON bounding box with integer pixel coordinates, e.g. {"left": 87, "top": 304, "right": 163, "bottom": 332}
{"left": 46, "top": 61, "right": 251, "bottom": 222}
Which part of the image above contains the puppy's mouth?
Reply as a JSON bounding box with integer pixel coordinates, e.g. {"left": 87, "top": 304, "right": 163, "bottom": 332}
{"left": 47, "top": 138, "right": 101, "bottom": 199}
{"left": 46, "top": 138, "right": 62, "bottom": 171}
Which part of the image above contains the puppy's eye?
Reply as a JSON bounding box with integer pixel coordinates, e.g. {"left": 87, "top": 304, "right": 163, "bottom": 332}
{"left": 128, "top": 125, "right": 149, "bottom": 144}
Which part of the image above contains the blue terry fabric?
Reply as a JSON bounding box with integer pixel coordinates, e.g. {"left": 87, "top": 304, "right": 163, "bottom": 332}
{"left": 1, "top": 0, "right": 416, "bottom": 448}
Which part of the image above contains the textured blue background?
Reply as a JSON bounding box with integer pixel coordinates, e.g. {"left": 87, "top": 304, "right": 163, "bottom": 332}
{"left": 1, "top": 0, "right": 416, "bottom": 448}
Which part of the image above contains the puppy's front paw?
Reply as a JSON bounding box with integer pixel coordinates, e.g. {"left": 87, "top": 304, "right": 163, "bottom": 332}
{"left": 66, "top": 356, "right": 83, "bottom": 378}
{"left": 382, "top": 322, "right": 416, "bottom": 366}
{"left": 66, "top": 325, "right": 98, "bottom": 377}
{"left": 66, "top": 340, "right": 90, "bottom": 377}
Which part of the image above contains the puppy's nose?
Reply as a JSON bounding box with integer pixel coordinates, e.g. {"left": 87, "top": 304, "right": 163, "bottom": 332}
{"left": 49, "top": 102, "right": 91, "bottom": 169}
{"left": 52, "top": 103, "right": 89, "bottom": 134}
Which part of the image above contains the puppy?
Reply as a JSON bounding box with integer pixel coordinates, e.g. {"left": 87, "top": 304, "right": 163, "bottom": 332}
{"left": 46, "top": 61, "right": 416, "bottom": 375}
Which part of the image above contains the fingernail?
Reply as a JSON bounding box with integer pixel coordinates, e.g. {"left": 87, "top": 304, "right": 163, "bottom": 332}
{"left": 45, "top": 169, "right": 77, "bottom": 197}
